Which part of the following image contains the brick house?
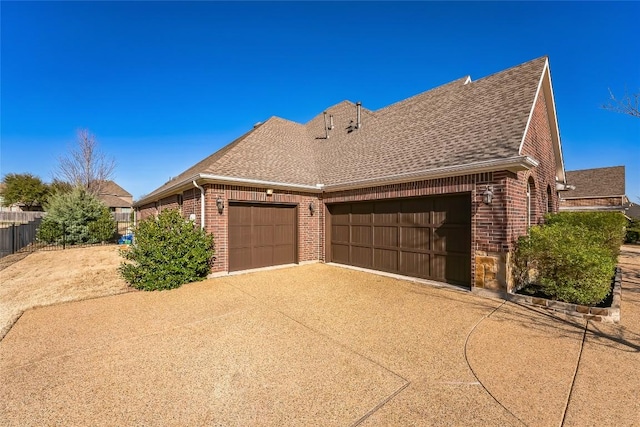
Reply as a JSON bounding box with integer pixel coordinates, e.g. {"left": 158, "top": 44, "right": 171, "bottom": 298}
{"left": 559, "top": 166, "right": 628, "bottom": 213}
{"left": 97, "top": 180, "right": 133, "bottom": 215}
{"left": 135, "top": 56, "right": 566, "bottom": 295}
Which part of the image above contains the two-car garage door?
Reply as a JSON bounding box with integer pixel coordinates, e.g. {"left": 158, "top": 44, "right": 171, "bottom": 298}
{"left": 328, "top": 194, "right": 471, "bottom": 287}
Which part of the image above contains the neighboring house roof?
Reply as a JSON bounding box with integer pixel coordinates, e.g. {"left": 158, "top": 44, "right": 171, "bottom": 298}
{"left": 96, "top": 180, "right": 133, "bottom": 208}
{"left": 563, "top": 166, "right": 626, "bottom": 199}
{"left": 626, "top": 202, "right": 640, "bottom": 219}
{"left": 99, "top": 194, "right": 132, "bottom": 208}
{"left": 137, "top": 56, "right": 562, "bottom": 205}
{"left": 98, "top": 180, "right": 132, "bottom": 198}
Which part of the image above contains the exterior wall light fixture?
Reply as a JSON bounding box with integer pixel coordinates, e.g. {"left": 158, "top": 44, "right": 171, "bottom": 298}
{"left": 266, "top": 189, "right": 273, "bottom": 195}
{"left": 309, "top": 201, "right": 315, "bottom": 215}
{"left": 216, "top": 197, "right": 224, "bottom": 214}
{"left": 483, "top": 185, "right": 494, "bottom": 205}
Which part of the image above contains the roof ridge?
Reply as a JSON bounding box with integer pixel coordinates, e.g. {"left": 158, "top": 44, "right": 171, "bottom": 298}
{"left": 470, "top": 56, "right": 548, "bottom": 84}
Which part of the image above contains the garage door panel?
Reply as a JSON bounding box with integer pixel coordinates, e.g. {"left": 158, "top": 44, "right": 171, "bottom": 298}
{"left": 351, "top": 246, "right": 373, "bottom": 268}
{"left": 274, "top": 224, "right": 294, "bottom": 245}
{"left": 229, "top": 205, "right": 251, "bottom": 225}
{"left": 329, "top": 195, "right": 470, "bottom": 286}
{"left": 446, "top": 254, "right": 471, "bottom": 284}
{"left": 273, "top": 244, "right": 295, "bottom": 265}
{"left": 401, "top": 251, "right": 430, "bottom": 278}
{"left": 400, "top": 227, "right": 430, "bottom": 251}
{"left": 374, "top": 248, "right": 398, "bottom": 271}
{"left": 374, "top": 201, "right": 400, "bottom": 224}
{"left": 431, "top": 255, "right": 446, "bottom": 279}
{"left": 332, "top": 244, "right": 349, "bottom": 264}
{"left": 374, "top": 226, "right": 398, "bottom": 247}
{"left": 351, "top": 226, "right": 372, "bottom": 245}
{"left": 254, "top": 225, "right": 275, "bottom": 245}
{"left": 434, "top": 226, "right": 470, "bottom": 253}
{"left": 229, "top": 247, "right": 252, "bottom": 272}
{"left": 352, "top": 202, "right": 374, "bottom": 215}
{"left": 229, "top": 225, "right": 252, "bottom": 249}
{"left": 332, "top": 225, "right": 350, "bottom": 243}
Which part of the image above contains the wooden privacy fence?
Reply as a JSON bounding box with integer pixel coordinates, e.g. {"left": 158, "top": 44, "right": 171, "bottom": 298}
{"left": 0, "top": 217, "right": 43, "bottom": 258}
{"left": 0, "top": 211, "right": 45, "bottom": 223}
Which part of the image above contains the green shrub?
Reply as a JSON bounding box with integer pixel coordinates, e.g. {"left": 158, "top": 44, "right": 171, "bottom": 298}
{"left": 37, "top": 187, "right": 115, "bottom": 245}
{"left": 514, "top": 223, "right": 615, "bottom": 305}
{"left": 88, "top": 207, "right": 117, "bottom": 242}
{"left": 119, "top": 209, "right": 215, "bottom": 291}
{"left": 544, "top": 211, "right": 626, "bottom": 258}
{"left": 626, "top": 218, "right": 640, "bottom": 244}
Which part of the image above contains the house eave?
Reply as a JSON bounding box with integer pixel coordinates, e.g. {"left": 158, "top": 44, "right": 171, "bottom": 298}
{"left": 134, "top": 174, "right": 323, "bottom": 207}
{"left": 134, "top": 156, "right": 539, "bottom": 206}
{"left": 323, "top": 156, "right": 539, "bottom": 192}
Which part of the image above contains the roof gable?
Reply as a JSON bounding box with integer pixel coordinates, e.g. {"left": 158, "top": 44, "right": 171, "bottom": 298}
{"left": 518, "top": 57, "right": 566, "bottom": 182}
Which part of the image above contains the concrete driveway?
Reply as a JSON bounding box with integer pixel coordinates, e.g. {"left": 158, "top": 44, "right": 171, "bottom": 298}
{"left": 1, "top": 260, "right": 639, "bottom": 426}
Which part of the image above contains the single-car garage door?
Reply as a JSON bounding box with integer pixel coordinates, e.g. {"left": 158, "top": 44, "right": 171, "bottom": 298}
{"left": 328, "top": 194, "right": 471, "bottom": 286}
{"left": 228, "top": 203, "right": 297, "bottom": 272}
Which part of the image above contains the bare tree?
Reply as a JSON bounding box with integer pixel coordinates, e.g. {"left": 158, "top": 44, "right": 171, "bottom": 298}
{"left": 602, "top": 88, "right": 640, "bottom": 118}
{"left": 56, "top": 129, "right": 116, "bottom": 195}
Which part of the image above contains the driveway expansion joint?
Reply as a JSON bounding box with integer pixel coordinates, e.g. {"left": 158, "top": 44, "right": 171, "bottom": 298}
{"left": 464, "top": 300, "right": 529, "bottom": 427}
{"left": 559, "top": 321, "right": 588, "bottom": 427}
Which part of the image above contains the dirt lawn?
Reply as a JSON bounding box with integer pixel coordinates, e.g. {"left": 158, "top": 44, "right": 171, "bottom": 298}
{"left": 0, "top": 246, "right": 133, "bottom": 339}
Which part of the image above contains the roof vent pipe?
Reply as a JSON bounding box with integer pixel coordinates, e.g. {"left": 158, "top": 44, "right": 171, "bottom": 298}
{"left": 356, "top": 101, "right": 362, "bottom": 129}
{"left": 329, "top": 114, "right": 334, "bottom": 130}
{"left": 323, "top": 112, "right": 329, "bottom": 139}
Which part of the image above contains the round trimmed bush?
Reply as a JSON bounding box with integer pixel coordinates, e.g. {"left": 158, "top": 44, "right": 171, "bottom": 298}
{"left": 119, "top": 209, "right": 215, "bottom": 291}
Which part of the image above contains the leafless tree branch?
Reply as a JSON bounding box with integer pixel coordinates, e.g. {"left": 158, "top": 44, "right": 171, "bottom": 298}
{"left": 56, "top": 129, "right": 116, "bottom": 195}
{"left": 602, "top": 88, "right": 640, "bottom": 118}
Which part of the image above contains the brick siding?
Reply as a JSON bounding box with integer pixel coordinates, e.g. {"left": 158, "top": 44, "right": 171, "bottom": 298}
{"left": 560, "top": 197, "right": 625, "bottom": 208}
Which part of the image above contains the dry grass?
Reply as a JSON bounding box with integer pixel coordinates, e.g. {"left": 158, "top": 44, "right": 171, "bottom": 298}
{"left": 0, "top": 245, "right": 134, "bottom": 339}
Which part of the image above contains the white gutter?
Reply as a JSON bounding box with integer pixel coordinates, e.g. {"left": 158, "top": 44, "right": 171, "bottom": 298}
{"left": 135, "top": 174, "right": 323, "bottom": 207}
{"left": 193, "top": 181, "right": 205, "bottom": 229}
{"left": 199, "top": 174, "right": 323, "bottom": 191}
{"left": 136, "top": 156, "right": 538, "bottom": 205}
{"left": 324, "top": 156, "right": 539, "bottom": 191}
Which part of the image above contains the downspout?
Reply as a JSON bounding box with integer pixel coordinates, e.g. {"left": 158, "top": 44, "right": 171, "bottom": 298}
{"left": 193, "top": 181, "right": 205, "bottom": 230}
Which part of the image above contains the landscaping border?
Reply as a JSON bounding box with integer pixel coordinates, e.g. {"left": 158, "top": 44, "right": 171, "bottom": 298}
{"left": 507, "top": 267, "right": 622, "bottom": 323}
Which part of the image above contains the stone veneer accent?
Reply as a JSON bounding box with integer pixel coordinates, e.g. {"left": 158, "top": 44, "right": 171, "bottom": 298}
{"left": 505, "top": 267, "right": 622, "bottom": 323}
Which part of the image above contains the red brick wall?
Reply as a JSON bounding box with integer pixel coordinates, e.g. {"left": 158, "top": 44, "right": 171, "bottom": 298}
{"left": 513, "top": 88, "right": 560, "bottom": 240}
{"left": 560, "top": 197, "right": 624, "bottom": 208}
{"left": 200, "top": 184, "right": 321, "bottom": 273}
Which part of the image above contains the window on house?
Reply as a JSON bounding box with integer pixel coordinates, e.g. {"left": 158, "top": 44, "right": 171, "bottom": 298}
{"left": 546, "top": 185, "right": 553, "bottom": 213}
{"left": 527, "top": 177, "right": 535, "bottom": 228}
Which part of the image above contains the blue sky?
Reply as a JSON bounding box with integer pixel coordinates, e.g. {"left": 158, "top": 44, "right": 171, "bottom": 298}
{"left": 2, "top": 1, "right": 639, "bottom": 202}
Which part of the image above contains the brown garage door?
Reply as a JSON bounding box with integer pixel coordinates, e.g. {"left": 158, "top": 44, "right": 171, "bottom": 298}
{"left": 328, "top": 194, "right": 471, "bottom": 286}
{"left": 228, "top": 203, "right": 297, "bottom": 272}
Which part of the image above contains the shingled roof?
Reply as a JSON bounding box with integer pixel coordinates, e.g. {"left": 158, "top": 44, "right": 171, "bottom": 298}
{"left": 564, "top": 166, "right": 626, "bottom": 199}
{"left": 137, "top": 56, "right": 555, "bottom": 204}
